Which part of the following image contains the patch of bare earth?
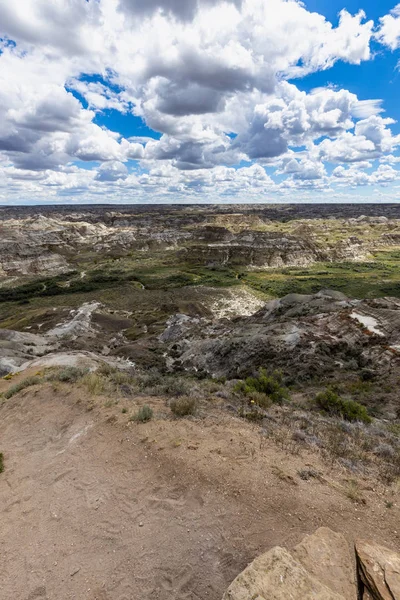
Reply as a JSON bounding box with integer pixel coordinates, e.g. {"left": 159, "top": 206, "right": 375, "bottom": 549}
{"left": 0, "top": 379, "right": 399, "bottom": 600}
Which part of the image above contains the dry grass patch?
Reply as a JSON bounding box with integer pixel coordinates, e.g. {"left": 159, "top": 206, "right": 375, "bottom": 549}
{"left": 131, "top": 405, "right": 154, "bottom": 423}
{"left": 344, "top": 479, "right": 366, "bottom": 504}
{"left": 170, "top": 397, "right": 197, "bottom": 417}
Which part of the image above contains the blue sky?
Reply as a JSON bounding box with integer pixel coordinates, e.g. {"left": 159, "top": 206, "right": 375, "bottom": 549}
{"left": 2, "top": 0, "right": 400, "bottom": 204}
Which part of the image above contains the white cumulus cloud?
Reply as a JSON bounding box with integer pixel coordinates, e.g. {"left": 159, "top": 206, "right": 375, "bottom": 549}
{"left": 0, "top": 0, "right": 398, "bottom": 202}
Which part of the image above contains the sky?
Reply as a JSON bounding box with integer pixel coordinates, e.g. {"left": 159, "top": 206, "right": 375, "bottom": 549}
{"left": 2, "top": 1, "right": 400, "bottom": 204}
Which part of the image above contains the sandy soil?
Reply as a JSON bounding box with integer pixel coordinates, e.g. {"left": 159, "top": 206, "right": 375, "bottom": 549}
{"left": 0, "top": 378, "right": 399, "bottom": 600}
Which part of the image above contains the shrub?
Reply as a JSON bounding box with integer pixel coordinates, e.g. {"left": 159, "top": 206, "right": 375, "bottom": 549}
{"left": 238, "top": 406, "right": 265, "bottom": 421}
{"left": 46, "top": 366, "right": 88, "bottom": 383}
{"left": 170, "top": 397, "right": 196, "bottom": 417}
{"left": 234, "top": 369, "right": 289, "bottom": 405}
{"left": 247, "top": 391, "right": 272, "bottom": 409}
{"left": 0, "top": 453, "right": 4, "bottom": 473}
{"left": 297, "top": 468, "right": 319, "bottom": 481}
{"left": 82, "top": 373, "right": 109, "bottom": 396}
{"left": 97, "top": 363, "right": 133, "bottom": 383}
{"left": 292, "top": 430, "right": 307, "bottom": 443}
{"left": 131, "top": 405, "right": 153, "bottom": 423}
{"left": 345, "top": 479, "right": 365, "bottom": 504}
{"left": 134, "top": 368, "right": 163, "bottom": 392}
{"left": 110, "top": 370, "right": 134, "bottom": 386}
{"left": 3, "top": 376, "right": 41, "bottom": 399}
{"left": 315, "top": 389, "right": 371, "bottom": 424}
{"left": 161, "top": 377, "right": 194, "bottom": 398}
{"left": 373, "top": 443, "right": 395, "bottom": 459}
{"left": 97, "top": 362, "right": 117, "bottom": 377}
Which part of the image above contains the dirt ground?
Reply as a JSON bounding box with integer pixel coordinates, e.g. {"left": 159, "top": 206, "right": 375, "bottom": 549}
{"left": 0, "top": 377, "right": 399, "bottom": 600}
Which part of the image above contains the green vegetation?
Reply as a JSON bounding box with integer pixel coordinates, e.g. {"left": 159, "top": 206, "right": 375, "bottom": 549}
{"left": 0, "top": 452, "right": 4, "bottom": 474}
{"left": 3, "top": 376, "right": 41, "bottom": 399}
{"left": 234, "top": 369, "right": 289, "bottom": 405}
{"left": 315, "top": 389, "right": 372, "bottom": 424}
{"left": 3, "top": 242, "right": 400, "bottom": 336}
{"left": 170, "top": 397, "right": 197, "bottom": 417}
{"left": 241, "top": 252, "right": 400, "bottom": 299}
{"left": 131, "top": 404, "right": 153, "bottom": 423}
{"left": 0, "top": 269, "right": 140, "bottom": 304}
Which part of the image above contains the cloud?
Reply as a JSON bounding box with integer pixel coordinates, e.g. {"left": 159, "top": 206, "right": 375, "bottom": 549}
{"left": 231, "top": 84, "right": 362, "bottom": 161}
{"left": 315, "top": 116, "right": 400, "bottom": 164}
{"left": 0, "top": 0, "right": 100, "bottom": 55}
{"left": 118, "top": 0, "right": 242, "bottom": 22}
{"left": 332, "top": 163, "right": 398, "bottom": 186}
{"left": 279, "top": 157, "right": 326, "bottom": 181}
{"left": 95, "top": 161, "right": 129, "bottom": 182}
{"left": 0, "top": 0, "right": 398, "bottom": 202}
{"left": 351, "top": 99, "right": 384, "bottom": 119}
{"left": 376, "top": 4, "right": 400, "bottom": 50}
{"left": 68, "top": 79, "right": 132, "bottom": 113}
{"left": 144, "top": 132, "right": 240, "bottom": 170}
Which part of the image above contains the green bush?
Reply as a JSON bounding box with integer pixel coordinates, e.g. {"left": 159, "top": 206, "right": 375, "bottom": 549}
{"left": 315, "top": 389, "right": 372, "bottom": 424}
{"left": 234, "top": 369, "right": 289, "bottom": 405}
{"left": 0, "top": 452, "right": 4, "bottom": 473}
{"left": 131, "top": 405, "right": 153, "bottom": 423}
{"left": 170, "top": 397, "right": 197, "bottom": 417}
{"left": 3, "top": 376, "right": 41, "bottom": 399}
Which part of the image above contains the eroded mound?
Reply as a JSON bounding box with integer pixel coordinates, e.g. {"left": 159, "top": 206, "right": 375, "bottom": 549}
{"left": 161, "top": 290, "right": 400, "bottom": 384}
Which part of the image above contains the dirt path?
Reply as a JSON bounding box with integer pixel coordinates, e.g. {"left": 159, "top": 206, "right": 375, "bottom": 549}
{"left": 0, "top": 385, "right": 399, "bottom": 600}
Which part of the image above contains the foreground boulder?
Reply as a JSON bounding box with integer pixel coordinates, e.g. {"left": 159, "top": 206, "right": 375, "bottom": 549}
{"left": 222, "top": 545, "right": 345, "bottom": 600}
{"left": 293, "top": 528, "right": 357, "bottom": 599}
{"left": 222, "top": 528, "right": 400, "bottom": 600}
{"left": 356, "top": 540, "right": 400, "bottom": 600}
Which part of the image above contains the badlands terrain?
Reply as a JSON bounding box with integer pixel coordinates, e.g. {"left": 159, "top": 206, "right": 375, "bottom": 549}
{"left": 0, "top": 204, "right": 400, "bottom": 599}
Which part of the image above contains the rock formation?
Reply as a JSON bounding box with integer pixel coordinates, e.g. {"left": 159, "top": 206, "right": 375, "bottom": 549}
{"left": 0, "top": 205, "right": 399, "bottom": 280}
{"left": 223, "top": 544, "right": 345, "bottom": 600}
{"left": 356, "top": 540, "right": 400, "bottom": 600}
{"left": 161, "top": 291, "right": 400, "bottom": 382}
{"left": 293, "top": 528, "right": 357, "bottom": 599}
{"left": 222, "top": 528, "right": 400, "bottom": 600}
